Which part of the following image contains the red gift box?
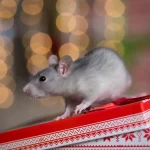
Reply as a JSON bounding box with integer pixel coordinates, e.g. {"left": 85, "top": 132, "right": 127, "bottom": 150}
{"left": 0, "top": 95, "right": 150, "bottom": 150}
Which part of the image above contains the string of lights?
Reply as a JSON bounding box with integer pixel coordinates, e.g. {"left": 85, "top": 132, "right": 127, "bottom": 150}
{"left": 97, "top": 0, "right": 125, "bottom": 56}
{"left": 0, "top": 0, "right": 18, "bottom": 109}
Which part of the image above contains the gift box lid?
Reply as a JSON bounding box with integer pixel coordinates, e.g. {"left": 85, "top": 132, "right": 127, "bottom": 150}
{"left": 0, "top": 95, "right": 150, "bottom": 150}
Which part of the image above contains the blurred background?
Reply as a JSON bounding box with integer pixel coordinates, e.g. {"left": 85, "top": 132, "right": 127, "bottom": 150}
{"left": 0, "top": 0, "right": 150, "bottom": 132}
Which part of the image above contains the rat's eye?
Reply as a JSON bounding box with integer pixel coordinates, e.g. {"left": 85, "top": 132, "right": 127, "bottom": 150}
{"left": 39, "top": 76, "right": 46, "bottom": 82}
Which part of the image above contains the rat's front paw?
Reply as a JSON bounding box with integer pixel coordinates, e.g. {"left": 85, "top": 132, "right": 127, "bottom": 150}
{"left": 75, "top": 103, "right": 89, "bottom": 114}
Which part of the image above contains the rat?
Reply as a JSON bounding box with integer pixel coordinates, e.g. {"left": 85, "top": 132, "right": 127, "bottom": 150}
{"left": 23, "top": 47, "right": 132, "bottom": 120}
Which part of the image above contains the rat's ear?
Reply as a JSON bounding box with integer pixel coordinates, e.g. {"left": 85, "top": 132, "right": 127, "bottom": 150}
{"left": 58, "top": 55, "right": 73, "bottom": 77}
{"left": 48, "top": 55, "right": 58, "bottom": 65}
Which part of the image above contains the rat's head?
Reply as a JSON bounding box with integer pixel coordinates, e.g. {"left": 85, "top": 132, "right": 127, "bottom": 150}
{"left": 23, "top": 55, "right": 73, "bottom": 98}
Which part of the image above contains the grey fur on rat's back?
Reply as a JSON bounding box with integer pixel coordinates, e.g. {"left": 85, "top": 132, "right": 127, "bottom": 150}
{"left": 23, "top": 47, "right": 132, "bottom": 120}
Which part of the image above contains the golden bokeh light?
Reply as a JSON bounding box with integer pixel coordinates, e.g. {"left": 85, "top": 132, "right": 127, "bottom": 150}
{"left": 7, "top": 69, "right": 13, "bottom": 76}
{"left": 104, "top": 27, "right": 125, "bottom": 41}
{"left": 0, "top": 60, "right": 8, "bottom": 79}
{"left": 97, "top": 40, "right": 124, "bottom": 56}
{"left": 30, "top": 32, "right": 52, "bottom": 55}
{"left": 25, "top": 46, "right": 35, "bottom": 59}
{"left": 14, "top": 0, "right": 20, "bottom": 4}
{"left": 40, "top": 96, "right": 65, "bottom": 108}
{"left": 0, "top": 47, "right": 7, "bottom": 61}
{"left": 22, "top": 0, "right": 44, "bottom": 15}
{"left": 20, "top": 11, "right": 42, "bottom": 26}
{"left": 56, "top": 0, "right": 76, "bottom": 14}
{"left": 56, "top": 13, "right": 76, "bottom": 33}
{"left": 93, "top": 0, "right": 106, "bottom": 16}
{"left": 114, "top": 41, "right": 125, "bottom": 56}
{"left": 72, "top": 15, "right": 88, "bottom": 35}
{"left": 0, "top": 84, "right": 9, "bottom": 104}
{"left": 27, "top": 63, "right": 39, "bottom": 75}
{"left": 0, "top": 17, "right": 14, "bottom": 31}
{"left": 0, "top": 86, "right": 14, "bottom": 109}
{"left": 0, "top": 76, "right": 16, "bottom": 92}
{"left": 69, "top": 33, "right": 89, "bottom": 52}
{"left": 27, "top": 54, "right": 49, "bottom": 75}
{"left": 75, "top": 0, "right": 89, "bottom": 16}
{"left": 1, "top": 0, "right": 16, "bottom": 7}
{"left": 59, "top": 43, "right": 79, "bottom": 61}
{"left": 105, "top": 0, "right": 125, "bottom": 17}
{"left": 28, "top": 54, "right": 48, "bottom": 68}
{"left": 107, "top": 22, "right": 122, "bottom": 31}
{"left": 0, "top": 36, "right": 13, "bottom": 56}
{"left": 0, "top": 0, "right": 17, "bottom": 18}
{"left": 97, "top": 40, "right": 116, "bottom": 49}
{"left": 5, "top": 55, "right": 14, "bottom": 69}
{"left": 25, "top": 46, "right": 51, "bottom": 60}
{"left": 105, "top": 16, "right": 125, "bottom": 28}
{"left": 22, "top": 30, "right": 38, "bottom": 47}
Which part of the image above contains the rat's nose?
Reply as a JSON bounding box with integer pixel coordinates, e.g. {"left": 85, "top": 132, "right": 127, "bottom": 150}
{"left": 23, "top": 86, "right": 30, "bottom": 95}
{"left": 23, "top": 89, "right": 29, "bottom": 95}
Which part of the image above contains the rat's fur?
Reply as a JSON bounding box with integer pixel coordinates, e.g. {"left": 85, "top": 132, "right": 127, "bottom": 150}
{"left": 23, "top": 47, "right": 132, "bottom": 120}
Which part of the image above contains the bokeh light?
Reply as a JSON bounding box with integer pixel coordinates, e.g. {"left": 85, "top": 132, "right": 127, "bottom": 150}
{"left": 97, "top": 40, "right": 124, "bottom": 56}
{"left": 115, "top": 41, "right": 125, "bottom": 56}
{"left": 0, "top": 60, "right": 8, "bottom": 79}
{"left": 97, "top": 40, "right": 116, "bottom": 50}
{"left": 105, "top": 16, "right": 125, "bottom": 28}
{"left": 22, "top": 0, "right": 44, "bottom": 15}
{"left": 5, "top": 55, "right": 14, "bottom": 69}
{"left": 0, "top": 84, "right": 9, "bottom": 104}
{"left": 25, "top": 46, "right": 35, "bottom": 59}
{"left": 107, "top": 22, "right": 122, "bottom": 31}
{"left": 28, "top": 54, "right": 48, "bottom": 68}
{"left": 69, "top": 33, "right": 89, "bottom": 52}
{"left": 56, "top": 0, "right": 76, "bottom": 14}
{"left": 30, "top": 32, "right": 52, "bottom": 55}
{"left": 22, "top": 30, "right": 38, "bottom": 48}
{"left": 0, "top": 17, "right": 14, "bottom": 31}
{"left": 1, "top": 0, "right": 16, "bottom": 7}
{"left": 0, "top": 76, "right": 16, "bottom": 92}
{"left": 104, "top": 0, "right": 125, "bottom": 56}
{"left": 25, "top": 46, "right": 51, "bottom": 60}
{"left": 75, "top": 0, "right": 89, "bottom": 16}
{"left": 59, "top": 43, "right": 79, "bottom": 61}
{"left": 7, "top": 69, "right": 13, "bottom": 77}
{"left": 40, "top": 96, "right": 65, "bottom": 108}
{"left": 14, "top": 0, "right": 20, "bottom": 4}
{"left": 0, "top": 36, "right": 13, "bottom": 56}
{"left": 105, "top": 0, "right": 125, "bottom": 17}
{"left": 0, "top": 0, "right": 17, "bottom": 18}
{"left": 0, "top": 85, "right": 14, "bottom": 109}
{"left": 20, "top": 11, "right": 42, "bottom": 26}
{"left": 93, "top": 0, "right": 106, "bottom": 16}
{"left": 104, "top": 27, "right": 125, "bottom": 41}
{"left": 27, "top": 54, "right": 49, "bottom": 75}
{"left": 72, "top": 15, "right": 88, "bottom": 35}
{"left": 56, "top": 13, "right": 76, "bottom": 33}
{"left": 0, "top": 47, "right": 7, "bottom": 61}
{"left": 27, "top": 63, "right": 39, "bottom": 75}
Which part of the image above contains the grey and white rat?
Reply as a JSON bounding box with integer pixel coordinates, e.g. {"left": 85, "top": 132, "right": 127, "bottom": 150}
{"left": 23, "top": 47, "right": 132, "bottom": 120}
